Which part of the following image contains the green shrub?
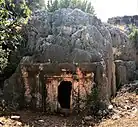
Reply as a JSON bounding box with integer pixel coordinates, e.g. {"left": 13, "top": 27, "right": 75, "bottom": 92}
{"left": 129, "top": 25, "right": 138, "bottom": 47}
{"left": 0, "top": 0, "right": 31, "bottom": 72}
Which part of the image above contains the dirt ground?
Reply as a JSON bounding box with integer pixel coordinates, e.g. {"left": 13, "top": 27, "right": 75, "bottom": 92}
{"left": 0, "top": 81, "right": 137, "bottom": 127}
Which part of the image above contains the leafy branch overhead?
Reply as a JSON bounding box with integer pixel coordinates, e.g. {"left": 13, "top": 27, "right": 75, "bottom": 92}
{"left": 0, "top": 0, "right": 95, "bottom": 72}
{"left": 46, "top": 0, "right": 95, "bottom": 15}
{"left": 0, "top": 0, "right": 31, "bottom": 72}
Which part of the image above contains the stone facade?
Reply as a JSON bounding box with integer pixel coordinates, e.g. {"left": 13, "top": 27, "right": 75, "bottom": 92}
{"left": 18, "top": 62, "right": 109, "bottom": 113}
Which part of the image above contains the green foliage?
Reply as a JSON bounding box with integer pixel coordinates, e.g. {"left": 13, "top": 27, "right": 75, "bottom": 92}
{"left": 87, "top": 86, "right": 99, "bottom": 105}
{"left": 0, "top": 0, "right": 31, "bottom": 72}
{"left": 129, "top": 25, "right": 138, "bottom": 47}
{"left": 47, "top": 0, "right": 59, "bottom": 12}
{"left": 0, "top": 46, "right": 8, "bottom": 71}
{"left": 86, "top": 86, "right": 99, "bottom": 114}
{"left": 46, "top": 0, "right": 95, "bottom": 15}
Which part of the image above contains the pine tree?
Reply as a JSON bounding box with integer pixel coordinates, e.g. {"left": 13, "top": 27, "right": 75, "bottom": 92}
{"left": 46, "top": 0, "right": 95, "bottom": 15}
{"left": 86, "top": 2, "right": 95, "bottom": 14}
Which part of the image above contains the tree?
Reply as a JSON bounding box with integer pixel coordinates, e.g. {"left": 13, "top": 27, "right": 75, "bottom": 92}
{"left": 85, "top": 1, "right": 94, "bottom": 14}
{"left": 59, "top": 0, "right": 70, "bottom": 8}
{"left": 0, "top": 0, "right": 31, "bottom": 72}
{"left": 46, "top": 0, "right": 95, "bottom": 15}
{"left": 26, "top": 0, "right": 46, "bottom": 10}
{"left": 47, "top": 0, "right": 59, "bottom": 12}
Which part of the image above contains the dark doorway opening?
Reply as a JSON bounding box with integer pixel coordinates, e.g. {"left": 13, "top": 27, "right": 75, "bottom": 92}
{"left": 58, "top": 81, "right": 72, "bottom": 109}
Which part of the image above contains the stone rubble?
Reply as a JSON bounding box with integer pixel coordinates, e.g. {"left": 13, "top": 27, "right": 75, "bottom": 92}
{"left": 109, "top": 81, "right": 138, "bottom": 120}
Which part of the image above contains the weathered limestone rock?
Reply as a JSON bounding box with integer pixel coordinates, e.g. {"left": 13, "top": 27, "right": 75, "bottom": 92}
{"left": 115, "top": 60, "right": 136, "bottom": 88}
{"left": 136, "top": 54, "right": 138, "bottom": 69}
{"left": 115, "top": 60, "right": 127, "bottom": 88}
{"left": 105, "top": 42, "right": 114, "bottom": 97}
{"left": 26, "top": 9, "right": 110, "bottom": 63}
{"left": 3, "top": 68, "right": 24, "bottom": 110}
{"left": 105, "top": 24, "right": 136, "bottom": 61}
{"left": 106, "top": 23, "right": 136, "bottom": 83}
{"left": 95, "top": 62, "right": 109, "bottom": 104}
{"left": 108, "top": 15, "right": 138, "bottom": 28}
{"left": 111, "top": 62, "right": 116, "bottom": 96}
{"left": 2, "top": 8, "right": 136, "bottom": 112}
{"left": 3, "top": 56, "right": 34, "bottom": 110}
{"left": 124, "top": 61, "right": 136, "bottom": 81}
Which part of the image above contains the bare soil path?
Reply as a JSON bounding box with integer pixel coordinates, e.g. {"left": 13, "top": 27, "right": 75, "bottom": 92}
{"left": 0, "top": 81, "right": 137, "bottom": 127}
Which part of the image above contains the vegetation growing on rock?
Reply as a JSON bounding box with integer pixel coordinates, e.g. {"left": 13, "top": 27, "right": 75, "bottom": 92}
{"left": 28, "top": 0, "right": 95, "bottom": 15}
{"left": 0, "top": 0, "right": 95, "bottom": 76}
{"left": 129, "top": 25, "right": 138, "bottom": 47}
{"left": 46, "top": 0, "right": 95, "bottom": 14}
{"left": 0, "top": 0, "right": 31, "bottom": 73}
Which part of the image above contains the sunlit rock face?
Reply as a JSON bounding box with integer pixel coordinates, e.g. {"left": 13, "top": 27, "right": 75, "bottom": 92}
{"left": 2, "top": 8, "right": 136, "bottom": 112}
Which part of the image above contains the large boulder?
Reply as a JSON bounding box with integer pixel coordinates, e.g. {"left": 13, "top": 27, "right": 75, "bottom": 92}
{"left": 105, "top": 24, "right": 136, "bottom": 61}
{"left": 25, "top": 8, "right": 136, "bottom": 63}
{"left": 25, "top": 9, "right": 112, "bottom": 63}
{"left": 115, "top": 60, "right": 136, "bottom": 88}
{"left": 3, "top": 57, "right": 34, "bottom": 110}
{"left": 2, "top": 8, "right": 136, "bottom": 111}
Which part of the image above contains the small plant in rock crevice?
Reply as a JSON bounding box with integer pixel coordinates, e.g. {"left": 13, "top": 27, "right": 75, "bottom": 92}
{"left": 129, "top": 25, "right": 138, "bottom": 47}
{"left": 86, "top": 84, "right": 100, "bottom": 115}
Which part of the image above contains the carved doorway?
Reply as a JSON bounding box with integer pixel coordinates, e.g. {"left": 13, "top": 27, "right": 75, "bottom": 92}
{"left": 58, "top": 81, "right": 72, "bottom": 109}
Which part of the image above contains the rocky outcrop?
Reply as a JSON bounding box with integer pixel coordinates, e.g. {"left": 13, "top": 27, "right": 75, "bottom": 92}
{"left": 25, "top": 9, "right": 135, "bottom": 63}
{"left": 2, "top": 8, "right": 136, "bottom": 112}
{"left": 26, "top": 9, "right": 108, "bottom": 63}
{"left": 108, "top": 15, "right": 138, "bottom": 79}
{"left": 108, "top": 15, "right": 138, "bottom": 27}
{"left": 105, "top": 24, "right": 136, "bottom": 60}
